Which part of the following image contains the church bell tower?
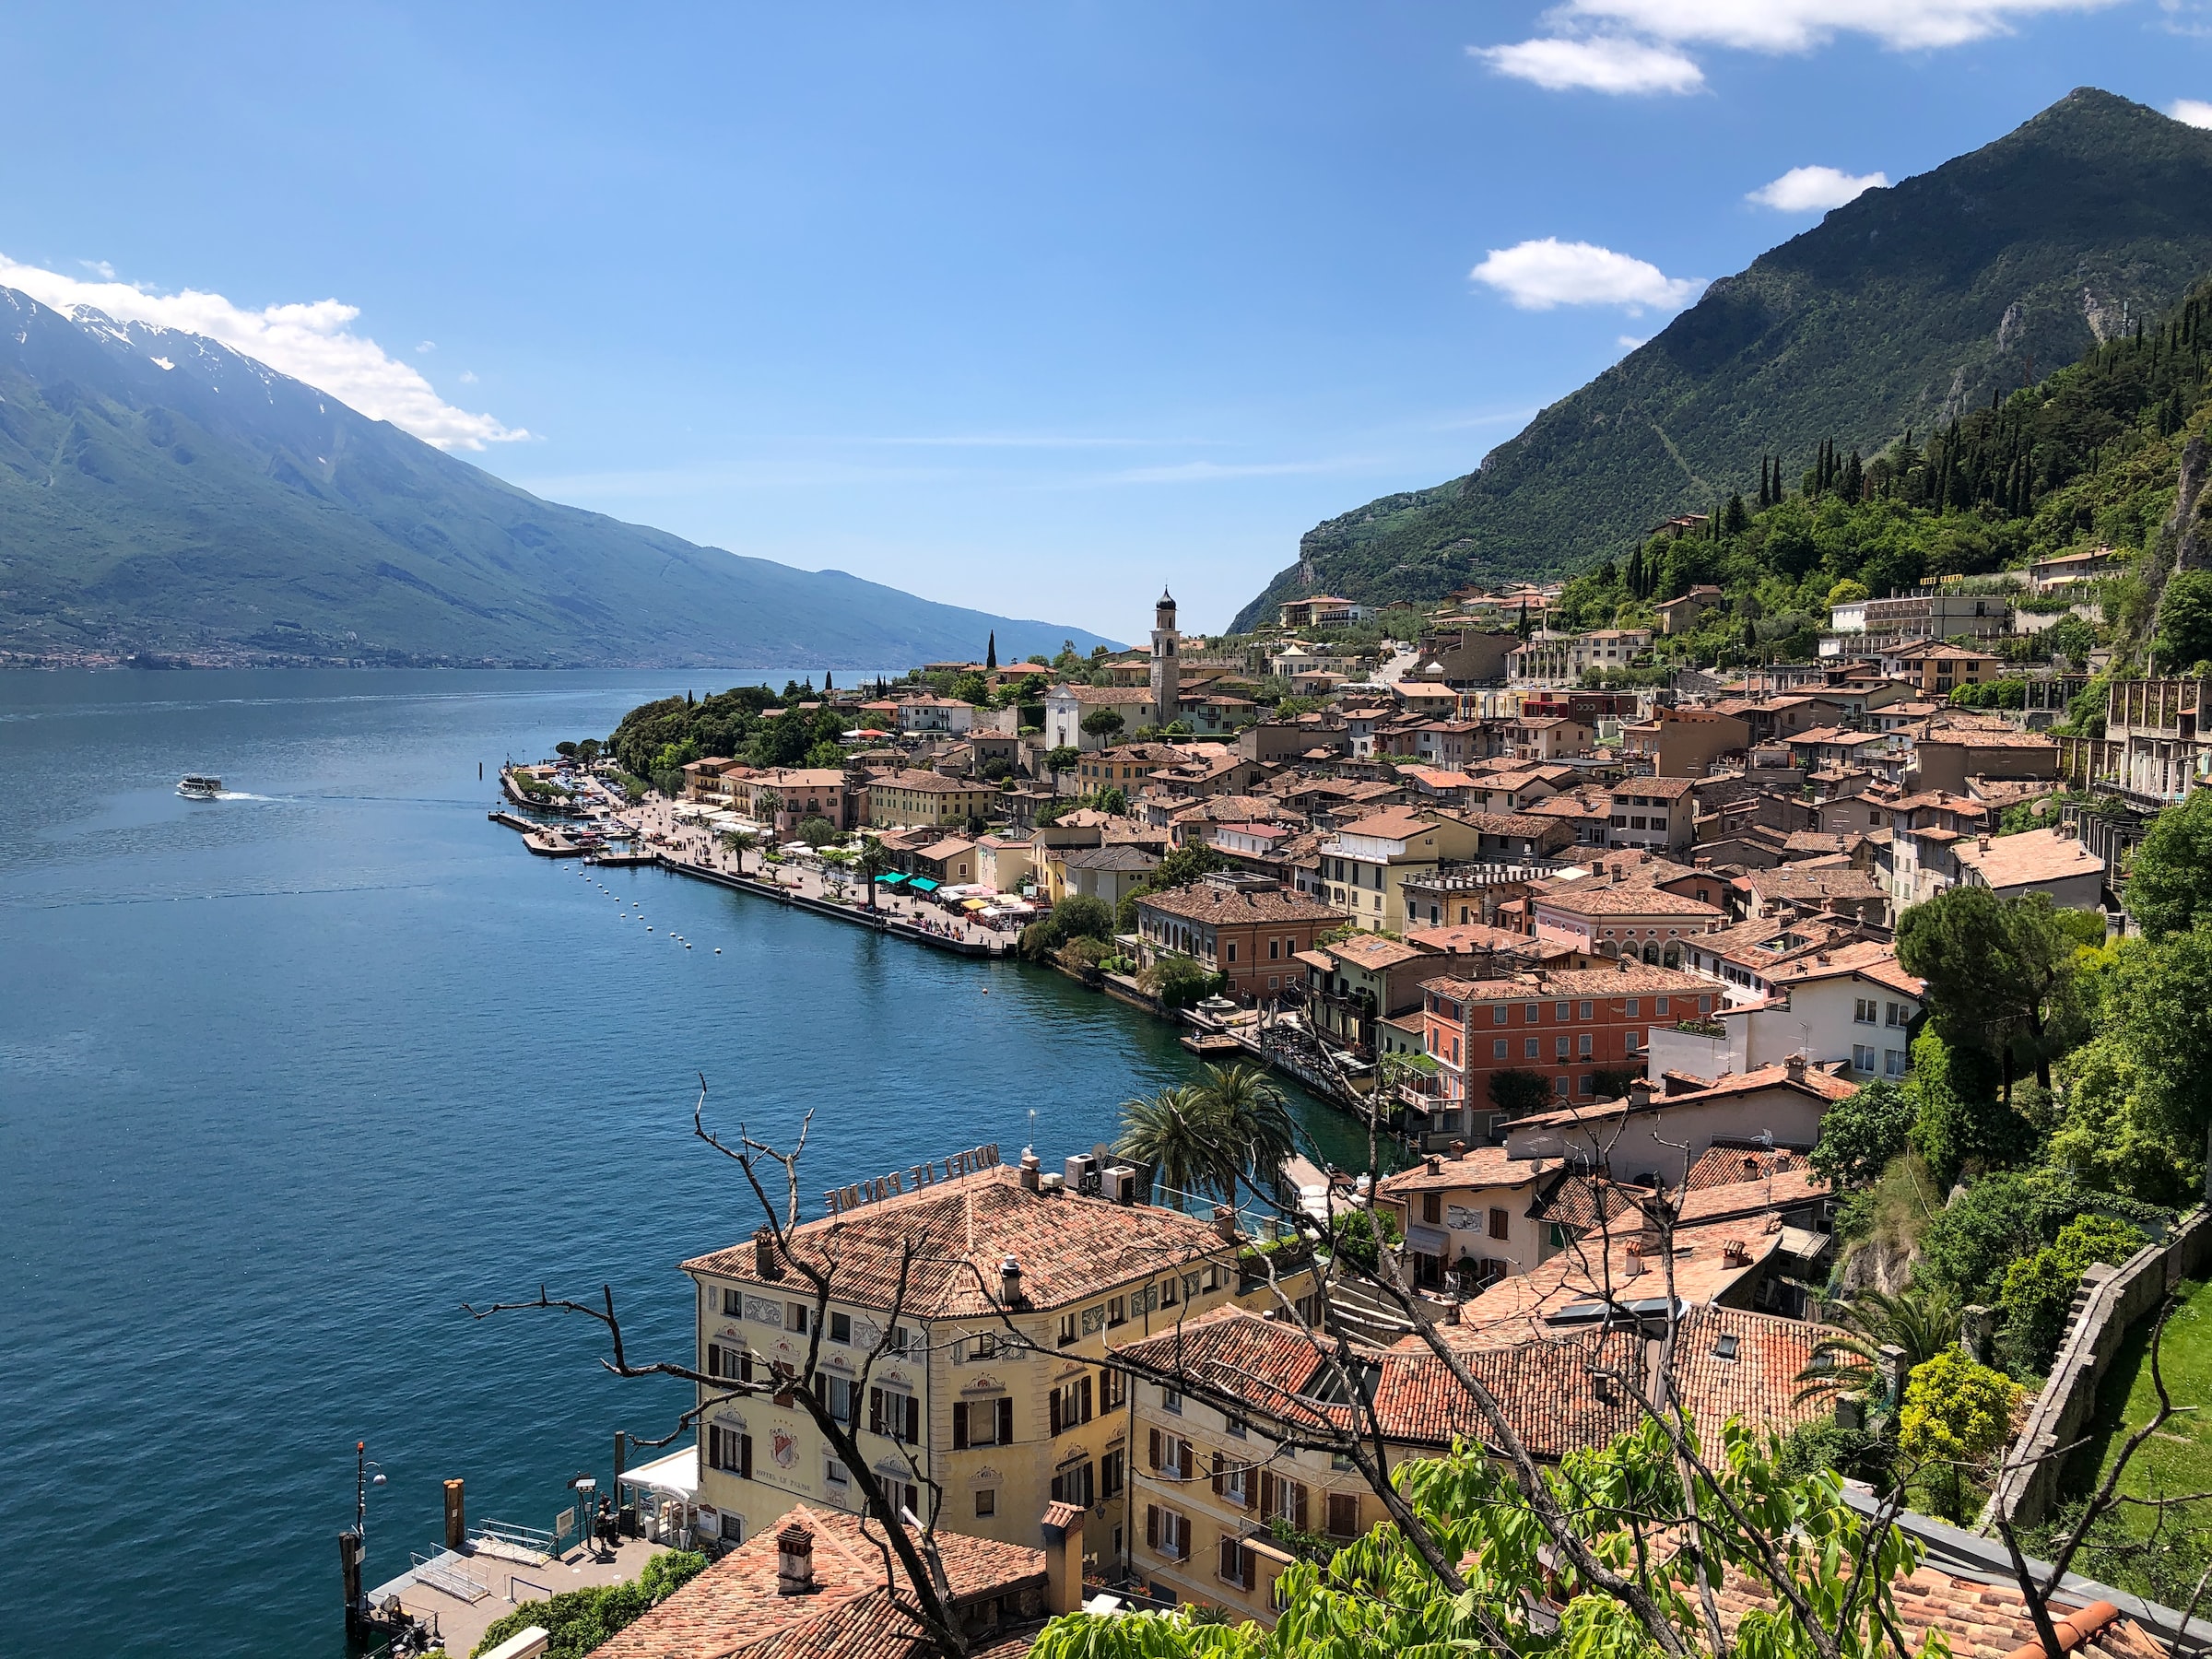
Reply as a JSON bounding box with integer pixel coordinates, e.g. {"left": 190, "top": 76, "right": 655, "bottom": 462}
{"left": 1150, "top": 587, "right": 1181, "bottom": 731}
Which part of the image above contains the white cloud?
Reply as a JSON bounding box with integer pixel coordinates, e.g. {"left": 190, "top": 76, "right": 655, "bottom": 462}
{"left": 459, "top": 370, "right": 478, "bottom": 383}
{"left": 1747, "top": 164, "right": 1889, "bottom": 211}
{"left": 415, "top": 339, "right": 436, "bottom": 354}
{"left": 0, "top": 254, "right": 525, "bottom": 451}
{"left": 1473, "top": 35, "right": 1703, "bottom": 93}
{"left": 1477, "top": 1, "right": 2122, "bottom": 97}
{"left": 2171, "top": 99, "right": 2212, "bottom": 127}
{"left": 1472, "top": 239, "right": 1703, "bottom": 312}
{"left": 1557, "top": 0, "right": 2123, "bottom": 53}
{"left": 1618, "top": 335, "right": 1649, "bottom": 348}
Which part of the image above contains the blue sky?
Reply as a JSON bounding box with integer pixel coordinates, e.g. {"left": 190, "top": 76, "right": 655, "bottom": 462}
{"left": 7, "top": 3, "right": 2212, "bottom": 641}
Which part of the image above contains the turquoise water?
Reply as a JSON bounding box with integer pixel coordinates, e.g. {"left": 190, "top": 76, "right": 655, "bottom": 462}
{"left": 0, "top": 670, "right": 1369, "bottom": 1657}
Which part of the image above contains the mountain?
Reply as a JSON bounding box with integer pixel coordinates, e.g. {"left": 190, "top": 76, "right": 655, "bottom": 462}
{"left": 0, "top": 289, "right": 1116, "bottom": 667}
{"left": 1233, "top": 88, "right": 2212, "bottom": 631}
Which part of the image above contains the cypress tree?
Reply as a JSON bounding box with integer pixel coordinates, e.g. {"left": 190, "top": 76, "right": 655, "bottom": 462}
{"left": 1626, "top": 543, "right": 1644, "bottom": 598}
{"left": 1841, "top": 448, "right": 1863, "bottom": 501}
{"left": 1724, "top": 491, "right": 1748, "bottom": 535}
{"left": 986, "top": 630, "right": 997, "bottom": 670}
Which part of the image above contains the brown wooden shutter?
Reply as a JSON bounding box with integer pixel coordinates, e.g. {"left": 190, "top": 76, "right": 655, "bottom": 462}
{"left": 1146, "top": 1504, "right": 1159, "bottom": 1549}
{"left": 996, "top": 1397, "right": 1014, "bottom": 1445}
{"left": 904, "top": 1394, "right": 920, "bottom": 1444}
{"left": 1148, "top": 1428, "right": 1161, "bottom": 1471}
{"left": 1080, "top": 1374, "right": 1093, "bottom": 1423}
{"left": 1049, "top": 1389, "right": 1063, "bottom": 1437}
{"left": 1292, "top": 1481, "right": 1309, "bottom": 1533}
{"left": 739, "top": 1351, "right": 754, "bottom": 1383}
{"left": 706, "top": 1344, "right": 722, "bottom": 1379}
{"left": 869, "top": 1386, "right": 883, "bottom": 1436}
{"left": 1211, "top": 1451, "right": 1225, "bottom": 1496}
{"left": 707, "top": 1425, "right": 723, "bottom": 1468}
{"left": 952, "top": 1402, "right": 970, "bottom": 1450}
{"left": 1258, "top": 1471, "right": 1277, "bottom": 1517}
{"left": 740, "top": 1434, "right": 753, "bottom": 1479}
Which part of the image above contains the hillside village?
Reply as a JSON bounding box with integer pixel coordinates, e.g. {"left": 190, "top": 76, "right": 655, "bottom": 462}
{"left": 478, "top": 533, "right": 2212, "bottom": 1659}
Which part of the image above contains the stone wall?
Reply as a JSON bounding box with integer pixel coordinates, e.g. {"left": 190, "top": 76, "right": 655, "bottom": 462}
{"left": 1991, "top": 1205, "right": 2212, "bottom": 1526}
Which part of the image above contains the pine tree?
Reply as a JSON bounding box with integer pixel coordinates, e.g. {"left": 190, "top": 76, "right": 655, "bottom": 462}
{"left": 1841, "top": 448, "right": 1863, "bottom": 501}
{"left": 1723, "top": 491, "right": 1748, "bottom": 535}
{"left": 985, "top": 630, "right": 997, "bottom": 670}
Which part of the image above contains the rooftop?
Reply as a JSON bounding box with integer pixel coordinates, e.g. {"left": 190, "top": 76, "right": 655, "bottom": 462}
{"left": 1137, "top": 880, "right": 1342, "bottom": 926}
{"left": 1954, "top": 826, "right": 2103, "bottom": 889}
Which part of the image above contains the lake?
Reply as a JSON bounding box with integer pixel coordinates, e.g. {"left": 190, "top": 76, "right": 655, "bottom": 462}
{"left": 0, "top": 669, "right": 1371, "bottom": 1658}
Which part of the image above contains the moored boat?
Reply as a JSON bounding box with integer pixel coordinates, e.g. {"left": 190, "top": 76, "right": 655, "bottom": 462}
{"left": 177, "top": 775, "right": 223, "bottom": 799}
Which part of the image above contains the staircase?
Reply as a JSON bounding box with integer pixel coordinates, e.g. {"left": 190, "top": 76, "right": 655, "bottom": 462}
{"left": 1323, "top": 1273, "right": 1431, "bottom": 1347}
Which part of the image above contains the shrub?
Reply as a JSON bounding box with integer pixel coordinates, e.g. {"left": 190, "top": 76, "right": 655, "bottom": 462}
{"left": 1997, "top": 1214, "right": 2147, "bottom": 1373}
{"left": 1329, "top": 1206, "right": 1401, "bottom": 1274}
{"left": 1142, "top": 956, "right": 1226, "bottom": 1009}
{"left": 1488, "top": 1069, "right": 1554, "bottom": 1119}
{"left": 1898, "top": 1350, "right": 2023, "bottom": 1521}
{"left": 472, "top": 1550, "right": 706, "bottom": 1659}
{"left": 1812, "top": 1077, "right": 1917, "bottom": 1190}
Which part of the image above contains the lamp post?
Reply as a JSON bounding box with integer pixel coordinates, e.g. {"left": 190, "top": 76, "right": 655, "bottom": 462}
{"left": 339, "top": 1440, "right": 388, "bottom": 1641}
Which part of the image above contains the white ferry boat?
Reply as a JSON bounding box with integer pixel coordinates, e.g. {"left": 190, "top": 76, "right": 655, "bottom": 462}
{"left": 177, "top": 776, "right": 223, "bottom": 799}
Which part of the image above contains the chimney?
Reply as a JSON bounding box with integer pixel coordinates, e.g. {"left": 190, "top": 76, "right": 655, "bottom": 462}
{"left": 1875, "top": 1343, "right": 1909, "bottom": 1402}
{"left": 1622, "top": 1241, "right": 1645, "bottom": 1278}
{"left": 1722, "top": 1238, "right": 1748, "bottom": 1266}
{"left": 1041, "top": 1501, "right": 1088, "bottom": 1616}
{"left": 1018, "top": 1150, "right": 1041, "bottom": 1192}
{"left": 754, "top": 1227, "right": 782, "bottom": 1279}
{"left": 999, "top": 1255, "right": 1024, "bottom": 1307}
{"left": 1212, "top": 1204, "right": 1241, "bottom": 1242}
{"left": 1628, "top": 1079, "right": 1653, "bottom": 1109}
{"left": 1784, "top": 1053, "right": 1808, "bottom": 1084}
{"left": 776, "top": 1521, "right": 818, "bottom": 1594}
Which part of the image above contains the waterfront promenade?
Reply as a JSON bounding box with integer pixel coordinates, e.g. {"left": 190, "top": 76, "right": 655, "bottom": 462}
{"left": 613, "top": 799, "right": 1018, "bottom": 956}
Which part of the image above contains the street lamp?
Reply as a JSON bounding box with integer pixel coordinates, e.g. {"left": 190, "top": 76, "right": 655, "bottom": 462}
{"left": 356, "top": 1440, "right": 389, "bottom": 1545}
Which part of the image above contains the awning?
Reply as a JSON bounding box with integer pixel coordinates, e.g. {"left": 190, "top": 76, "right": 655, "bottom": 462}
{"left": 874, "top": 873, "right": 909, "bottom": 887}
{"left": 961, "top": 898, "right": 989, "bottom": 911}
{"left": 909, "top": 877, "right": 941, "bottom": 892}
{"left": 1406, "top": 1223, "right": 1450, "bottom": 1256}
{"left": 619, "top": 1443, "right": 700, "bottom": 1500}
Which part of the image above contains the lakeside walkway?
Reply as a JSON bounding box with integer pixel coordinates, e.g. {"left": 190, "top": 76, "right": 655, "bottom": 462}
{"left": 615, "top": 800, "right": 1017, "bottom": 959}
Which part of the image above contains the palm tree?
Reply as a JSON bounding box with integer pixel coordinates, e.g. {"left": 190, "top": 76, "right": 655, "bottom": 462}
{"left": 719, "top": 828, "right": 758, "bottom": 872}
{"left": 1794, "top": 1282, "right": 1963, "bottom": 1406}
{"left": 1113, "top": 1087, "right": 1220, "bottom": 1208}
{"left": 855, "top": 836, "right": 895, "bottom": 912}
{"left": 1190, "top": 1063, "right": 1296, "bottom": 1202}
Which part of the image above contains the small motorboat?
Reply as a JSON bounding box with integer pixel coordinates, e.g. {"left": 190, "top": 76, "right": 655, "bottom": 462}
{"left": 178, "top": 776, "right": 223, "bottom": 800}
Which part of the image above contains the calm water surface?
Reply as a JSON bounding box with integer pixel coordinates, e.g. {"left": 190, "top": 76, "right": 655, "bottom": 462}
{"left": 0, "top": 669, "right": 1371, "bottom": 1658}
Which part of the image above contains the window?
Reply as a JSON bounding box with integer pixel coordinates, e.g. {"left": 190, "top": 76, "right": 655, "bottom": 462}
{"left": 1149, "top": 1430, "right": 1194, "bottom": 1479}
{"left": 1852, "top": 1043, "right": 1877, "bottom": 1073}
{"left": 1853, "top": 998, "right": 1877, "bottom": 1026}
{"left": 1269, "top": 937, "right": 1280, "bottom": 960}
{"left": 722, "top": 1288, "right": 743, "bottom": 1317}
{"left": 828, "top": 1311, "right": 852, "bottom": 1345}
{"left": 707, "top": 1424, "right": 753, "bottom": 1477}
{"left": 1147, "top": 1506, "right": 1190, "bottom": 1560}
{"left": 705, "top": 1343, "right": 754, "bottom": 1384}
{"left": 1053, "top": 1461, "right": 1096, "bottom": 1508}
{"left": 1579, "top": 1001, "right": 1594, "bottom": 1020}
{"left": 825, "top": 1458, "right": 851, "bottom": 1493}
{"left": 1218, "top": 1535, "right": 1252, "bottom": 1588}
{"left": 1494, "top": 1039, "right": 1509, "bottom": 1059}
{"left": 1492, "top": 1004, "right": 1508, "bottom": 1026}
{"left": 1655, "top": 997, "right": 1669, "bottom": 1016}
{"left": 1554, "top": 1075, "right": 1570, "bottom": 1095}
{"left": 1421, "top": 1192, "right": 1442, "bottom": 1225}
{"left": 786, "top": 1302, "right": 811, "bottom": 1335}
{"left": 870, "top": 1386, "right": 921, "bottom": 1444}
{"left": 1885, "top": 1049, "right": 1908, "bottom": 1077}
{"left": 1488, "top": 1207, "right": 1510, "bottom": 1241}
{"left": 1578, "top": 1032, "right": 1593, "bottom": 1057}
{"left": 823, "top": 1374, "right": 860, "bottom": 1428}
{"left": 1624, "top": 999, "right": 1639, "bottom": 1017}
{"left": 968, "top": 1332, "right": 996, "bottom": 1362}
{"left": 1578, "top": 1075, "right": 1595, "bottom": 1095}
{"left": 1101, "top": 1448, "right": 1125, "bottom": 1499}
{"left": 1258, "top": 1472, "right": 1309, "bottom": 1529}
{"left": 1887, "top": 1001, "right": 1909, "bottom": 1027}
{"left": 1624, "top": 1030, "right": 1641, "bottom": 1053}
{"left": 975, "top": 1488, "right": 997, "bottom": 1517}
{"left": 1058, "top": 1312, "right": 1078, "bottom": 1347}
{"left": 1555, "top": 1035, "right": 1570, "bottom": 1059}
{"left": 952, "top": 1396, "right": 1014, "bottom": 1449}
{"left": 1050, "top": 1373, "right": 1095, "bottom": 1435}
{"left": 1524, "top": 1036, "right": 1539, "bottom": 1059}
{"left": 1106, "top": 1295, "right": 1127, "bottom": 1328}
{"left": 1226, "top": 941, "right": 1237, "bottom": 963}
{"left": 1554, "top": 1001, "right": 1570, "bottom": 1020}
{"left": 1160, "top": 1385, "right": 1182, "bottom": 1414}
{"left": 1159, "top": 1275, "right": 1179, "bottom": 1308}
{"left": 1326, "top": 1492, "right": 1361, "bottom": 1538}
{"left": 1213, "top": 1450, "right": 1250, "bottom": 1506}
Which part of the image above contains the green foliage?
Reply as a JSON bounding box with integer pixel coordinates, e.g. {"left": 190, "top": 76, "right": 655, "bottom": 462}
{"left": 2110, "top": 923, "right": 2212, "bottom": 1151}
{"left": 1327, "top": 1206, "right": 1400, "bottom": 1274}
{"left": 1796, "top": 1282, "right": 1962, "bottom": 1408}
{"left": 1020, "top": 894, "right": 1116, "bottom": 959}
{"left": 2156, "top": 570, "right": 2212, "bottom": 672}
{"left": 1905, "top": 1030, "right": 2034, "bottom": 1191}
{"left": 795, "top": 815, "right": 836, "bottom": 848}
{"left": 2042, "top": 612, "right": 2100, "bottom": 666}
{"left": 1079, "top": 706, "right": 1125, "bottom": 739}
{"left": 1898, "top": 886, "right": 2086, "bottom": 1100}
{"left": 1997, "top": 1215, "right": 2147, "bottom": 1372}
{"left": 1776, "top": 1419, "right": 1896, "bottom": 1489}
{"left": 1141, "top": 954, "right": 1227, "bottom": 1010}
{"left": 471, "top": 1550, "right": 707, "bottom": 1659}
{"left": 2127, "top": 789, "right": 2212, "bottom": 940}
{"left": 1044, "top": 745, "right": 1081, "bottom": 773}
{"left": 1810, "top": 1077, "right": 1916, "bottom": 1190}
{"left": 1031, "top": 1419, "right": 1931, "bottom": 1659}
{"left": 1113, "top": 844, "right": 1230, "bottom": 933}
{"left": 1485, "top": 1068, "right": 1554, "bottom": 1120}
{"left": 2048, "top": 1033, "right": 2204, "bottom": 1204}
{"left": 1898, "top": 1351, "right": 2023, "bottom": 1520}
{"left": 1915, "top": 1167, "right": 2085, "bottom": 1296}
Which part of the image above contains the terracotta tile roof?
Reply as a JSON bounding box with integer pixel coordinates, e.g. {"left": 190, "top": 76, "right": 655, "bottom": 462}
{"left": 1425, "top": 964, "right": 1710, "bottom": 1003}
{"left": 1406, "top": 923, "right": 1551, "bottom": 958}
{"left": 1324, "top": 935, "right": 1439, "bottom": 970}
{"left": 1607, "top": 775, "right": 1699, "bottom": 800}
{"left": 1954, "top": 827, "right": 2103, "bottom": 889}
{"left": 1535, "top": 885, "right": 1728, "bottom": 920}
{"left": 1060, "top": 844, "right": 1159, "bottom": 873}
{"left": 1681, "top": 1143, "right": 1810, "bottom": 1193}
{"left": 592, "top": 1503, "right": 1045, "bottom": 1659}
{"left": 1672, "top": 1165, "right": 1829, "bottom": 1224}
{"left": 682, "top": 1168, "right": 1239, "bottom": 1316}
{"left": 1378, "top": 1146, "right": 1560, "bottom": 1199}
{"left": 1334, "top": 806, "right": 1446, "bottom": 841}
{"left": 872, "top": 771, "right": 991, "bottom": 794}
{"left": 1738, "top": 866, "right": 1887, "bottom": 903}
{"left": 1717, "top": 1565, "right": 2161, "bottom": 1659}
{"left": 1135, "top": 882, "right": 1342, "bottom": 926}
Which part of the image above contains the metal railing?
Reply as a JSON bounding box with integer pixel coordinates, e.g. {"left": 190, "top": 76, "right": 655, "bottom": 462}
{"left": 474, "top": 1518, "right": 557, "bottom": 1555}
{"left": 408, "top": 1548, "right": 489, "bottom": 1604}
{"left": 511, "top": 1574, "right": 555, "bottom": 1604}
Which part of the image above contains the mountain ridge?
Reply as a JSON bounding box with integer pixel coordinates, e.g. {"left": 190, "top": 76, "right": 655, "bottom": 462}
{"left": 0, "top": 289, "right": 1117, "bottom": 668}
{"left": 1232, "top": 88, "right": 2212, "bottom": 631}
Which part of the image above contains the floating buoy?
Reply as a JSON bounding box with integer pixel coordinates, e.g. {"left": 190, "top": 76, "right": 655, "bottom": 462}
{"left": 715, "top": 947, "right": 722, "bottom": 954}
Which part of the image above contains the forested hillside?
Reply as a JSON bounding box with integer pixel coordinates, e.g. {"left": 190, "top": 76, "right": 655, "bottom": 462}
{"left": 1236, "top": 88, "right": 2212, "bottom": 630}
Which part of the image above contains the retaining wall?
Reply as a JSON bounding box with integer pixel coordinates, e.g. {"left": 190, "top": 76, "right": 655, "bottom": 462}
{"left": 1993, "top": 1204, "right": 2212, "bottom": 1525}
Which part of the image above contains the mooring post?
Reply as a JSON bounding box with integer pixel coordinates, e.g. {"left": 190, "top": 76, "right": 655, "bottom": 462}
{"left": 339, "top": 1529, "right": 364, "bottom": 1641}
{"left": 444, "top": 1478, "right": 465, "bottom": 1550}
